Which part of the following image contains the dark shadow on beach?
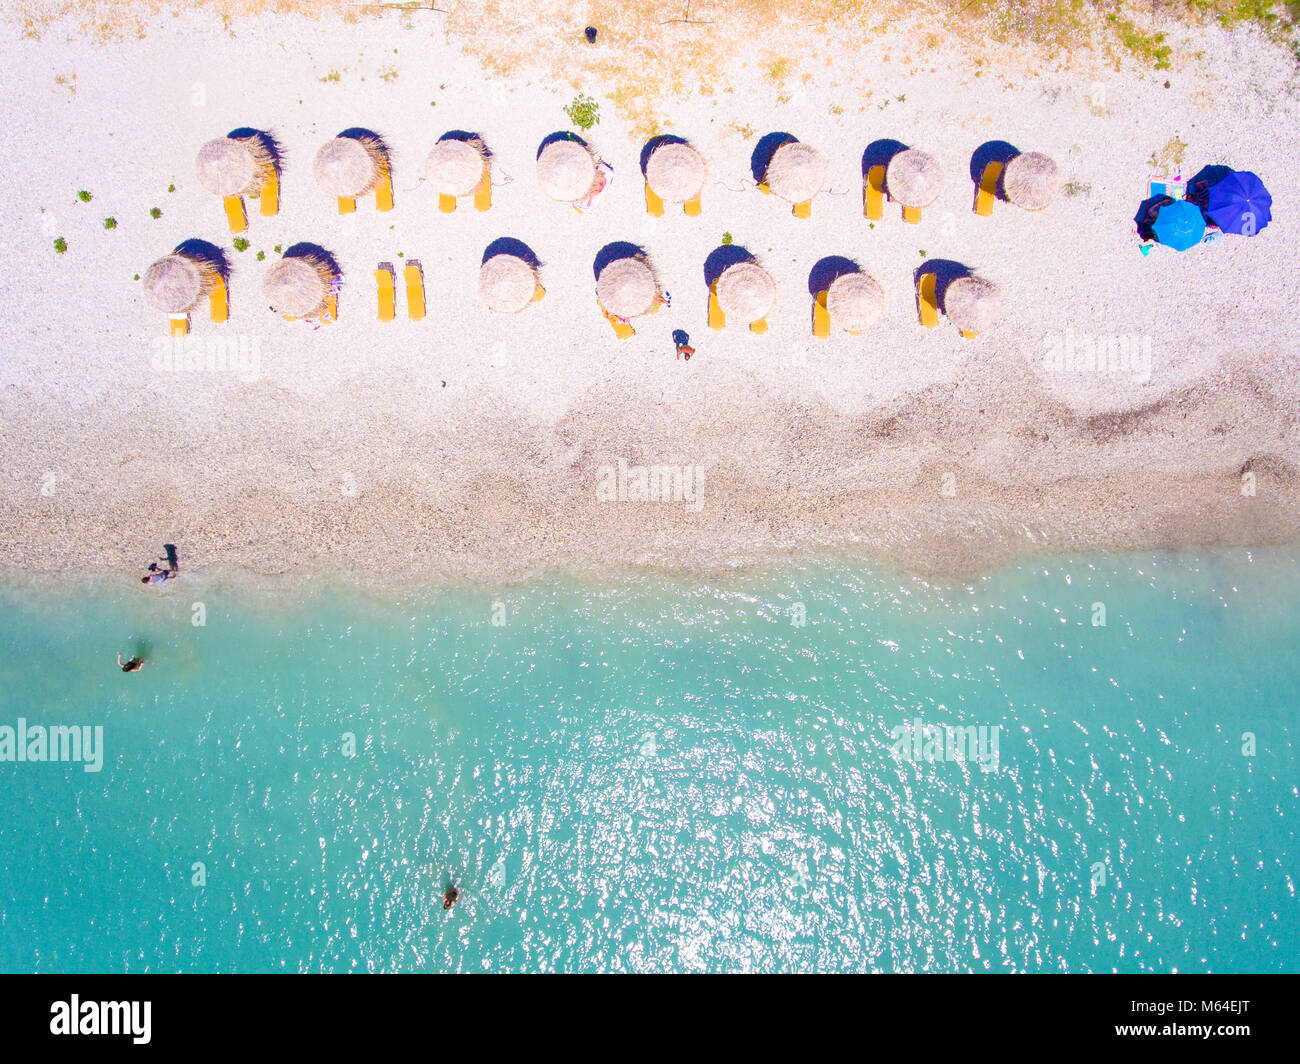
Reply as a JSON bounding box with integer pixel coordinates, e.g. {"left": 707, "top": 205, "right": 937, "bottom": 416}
{"left": 640, "top": 133, "right": 689, "bottom": 175}
{"left": 439, "top": 129, "right": 492, "bottom": 158}
{"left": 228, "top": 127, "right": 284, "bottom": 175}
{"left": 483, "top": 237, "right": 542, "bottom": 269}
{"left": 703, "top": 244, "right": 754, "bottom": 287}
{"left": 593, "top": 241, "right": 646, "bottom": 280}
{"left": 807, "top": 255, "right": 860, "bottom": 296}
{"left": 173, "top": 238, "right": 229, "bottom": 281}
{"left": 969, "top": 140, "right": 1021, "bottom": 197}
{"left": 538, "top": 130, "right": 589, "bottom": 158}
{"left": 861, "top": 138, "right": 908, "bottom": 179}
{"left": 751, "top": 132, "right": 797, "bottom": 183}
{"left": 912, "top": 258, "right": 973, "bottom": 308}
{"left": 283, "top": 242, "right": 342, "bottom": 276}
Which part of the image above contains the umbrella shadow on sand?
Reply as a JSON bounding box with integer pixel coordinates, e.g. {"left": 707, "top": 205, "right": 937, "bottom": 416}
{"left": 860, "top": 138, "right": 909, "bottom": 179}
{"left": 703, "top": 244, "right": 755, "bottom": 287}
{"left": 807, "top": 255, "right": 861, "bottom": 296}
{"left": 969, "top": 140, "right": 1021, "bottom": 199}
{"left": 483, "top": 237, "right": 541, "bottom": 269}
{"left": 593, "top": 241, "right": 647, "bottom": 280}
{"left": 750, "top": 132, "right": 797, "bottom": 183}
{"left": 1185, "top": 164, "right": 1233, "bottom": 206}
{"left": 912, "top": 259, "right": 973, "bottom": 310}
{"left": 538, "top": 130, "right": 590, "bottom": 158}
{"left": 173, "top": 238, "right": 230, "bottom": 280}
{"left": 228, "top": 127, "right": 283, "bottom": 176}
{"left": 640, "top": 133, "right": 690, "bottom": 176}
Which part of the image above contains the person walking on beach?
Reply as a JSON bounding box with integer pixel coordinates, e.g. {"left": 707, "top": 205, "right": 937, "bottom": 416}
{"left": 142, "top": 563, "right": 178, "bottom": 585}
{"left": 117, "top": 653, "right": 144, "bottom": 673}
{"left": 673, "top": 328, "right": 695, "bottom": 361}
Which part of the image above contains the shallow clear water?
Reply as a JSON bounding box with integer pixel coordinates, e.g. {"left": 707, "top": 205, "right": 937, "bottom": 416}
{"left": 0, "top": 550, "right": 1296, "bottom": 972}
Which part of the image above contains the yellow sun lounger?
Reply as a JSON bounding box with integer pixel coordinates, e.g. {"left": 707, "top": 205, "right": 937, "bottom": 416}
{"left": 960, "top": 328, "right": 979, "bottom": 340}
{"left": 337, "top": 196, "right": 356, "bottom": 215}
{"left": 917, "top": 273, "right": 939, "bottom": 328}
{"left": 602, "top": 307, "right": 635, "bottom": 339}
{"left": 169, "top": 314, "right": 189, "bottom": 337}
{"left": 474, "top": 167, "right": 492, "bottom": 212}
{"left": 758, "top": 181, "right": 770, "bottom": 195}
{"left": 209, "top": 276, "right": 228, "bottom": 323}
{"left": 645, "top": 181, "right": 665, "bottom": 218}
{"left": 223, "top": 195, "right": 248, "bottom": 233}
{"left": 812, "top": 290, "right": 831, "bottom": 339}
{"left": 974, "top": 160, "right": 1002, "bottom": 217}
{"left": 375, "top": 264, "right": 396, "bottom": 322}
{"left": 903, "top": 204, "right": 923, "bottom": 224}
{"left": 708, "top": 281, "right": 725, "bottom": 331}
{"left": 404, "top": 262, "right": 426, "bottom": 321}
{"left": 322, "top": 293, "right": 338, "bottom": 324}
{"left": 531, "top": 282, "right": 546, "bottom": 303}
{"left": 375, "top": 162, "right": 394, "bottom": 212}
{"left": 792, "top": 200, "right": 812, "bottom": 219}
{"left": 864, "top": 165, "right": 885, "bottom": 221}
{"left": 750, "top": 318, "right": 768, "bottom": 334}
{"left": 439, "top": 194, "right": 456, "bottom": 213}
{"left": 259, "top": 166, "right": 279, "bottom": 217}
{"left": 683, "top": 195, "right": 702, "bottom": 217}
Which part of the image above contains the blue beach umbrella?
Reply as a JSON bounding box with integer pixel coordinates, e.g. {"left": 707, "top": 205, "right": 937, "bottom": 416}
{"left": 1152, "top": 199, "right": 1205, "bottom": 251}
{"left": 1207, "top": 170, "right": 1272, "bottom": 235}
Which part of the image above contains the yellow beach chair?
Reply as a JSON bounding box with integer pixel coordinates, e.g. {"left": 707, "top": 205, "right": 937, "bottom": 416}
{"left": 259, "top": 166, "right": 279, "bottom": 217}
{"left": 645, "top": 181, "right": 665, "bottom": 218}
{"left": 683, "top": 195, "right": 702, "bottom": 217}
{"left": 169, "top": 314, "right": 189, "bottom": 337}
{"left": 792, "top": 200, "right": 812, "bottom": 219}
{"left": 531, "top": 282, "right": 546, "bottom": 303}
{"left": 708, "top": 281, "right": 725, "bottom": 331}
{"left": 375, "top": 264, "right": 396, "bottom": 322}
{"left": 337, "top": 197, "right": 357, "bottom": 215}
{"left": 864, "top": 165, "right": 885, "bottom": 221}
{"left": 959, "top": 329, "right": 978, "bottom": 340}
{"left": 903, "top": 204, "right": 923, "bottom": 224}
{"left": 404, "top": 262, "right": 426, "bottom": 321}
{"left": 375, "top": 164, "right": 394, "bottom": 212}
{"left": 223, "top": 196, "right": 248, "bottom": 234}
{"left": 603, "top": 308, "right": 635, "bottom": 339}
{"left": 917, "top": 273, "right": 939, "bottom": 328}
{"left": 812, "top": 291, "right": 831, "bottom": 339}
{"left": 974, "top": 160, "right": 1002, "bottom": 217}
{"left": 439, "top": 194, "right": 457, "bottom": 214}
{"left": 322, "top": 293, "right": 338, "bottom": 324}
{"left": 750, "top": 318, "right": 768, "bottom": 334}
{"left": 758, "top": 181, "right": 771, "bottom": 195}
{"left": 474, "top": 167, "right": 492, "bottom": 212}
{"left": 209, "top": 276, "right": 229, "bottom": 324}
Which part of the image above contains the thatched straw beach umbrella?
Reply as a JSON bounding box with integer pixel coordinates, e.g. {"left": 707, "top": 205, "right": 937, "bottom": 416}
{"left": 886, "top": 148, "right": 944, "bottom": 208}
{"left": 263, "top": 252, "right": 337, "bottom": 319}
{"left": 764, "top": 141, "right": 826, "bottom": 204}
{"left": 944, "top": 276, "right": 1003, "bottom": 336}
{"left": 646, "top": 142, "right": 706, "bottom": 204}
{"left": 597, "top": 257, "right": 658, "bottom": 319}
{"left": 314, "top": 135, "right": 386, "bottom": 197}
{"left": 143, "top": 253, "right": 215, "bottom": 314}
{"left": 537, "top": 139, "right": 597, "bottom": 202}
{"left": 717, "top": 261, "right": 776, "bottom": 324}
{"left": 425, "top": 137, "right": 488, "bottom": 198}
{"left": 479, "top": 254, "right": 540, "bottom": 314}
{"left": 196, "top": 136, "right": 271, "bottom": 198}
{"left": 827, "top": 271, "right": 885, "bottom": 333}
{"left": 1002, "top": 152, "right": 1060, "bottom": 211}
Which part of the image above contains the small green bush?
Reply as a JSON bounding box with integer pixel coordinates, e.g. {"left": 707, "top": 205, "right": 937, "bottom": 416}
{"left": 233, "top": 237, "right": 250, "bottom": 252}
{"left": 54, "top": 237, "right": 67, "bottom": 254}
{"left": 77, "top": 190, "right": 91, "bottom": 202}
{"left": 564, "top": 93, "right": 600, "bottom": 131}
{"left": 102, "top": 217, "right": 116, "bottom": 230}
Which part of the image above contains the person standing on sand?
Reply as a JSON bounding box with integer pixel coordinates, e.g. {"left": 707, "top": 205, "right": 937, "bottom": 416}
{"left": 673, "top": 328, "right": 695, "bottom": 361}
{"left": 117, "top": 653, "right": 144, "bottom": 672}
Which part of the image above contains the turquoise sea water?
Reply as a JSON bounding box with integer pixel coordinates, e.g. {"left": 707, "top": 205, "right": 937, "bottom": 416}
{"left": 0, "top": 551, "right": 1296, "bottom": 973}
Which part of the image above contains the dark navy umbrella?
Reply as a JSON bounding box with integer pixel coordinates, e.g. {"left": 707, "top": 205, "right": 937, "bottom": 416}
{"left": 1152, "top": 199, "right": 1205, "bottom": 252}
{"left": 1207, "top": 170, "right": 1271, "bottom": 235}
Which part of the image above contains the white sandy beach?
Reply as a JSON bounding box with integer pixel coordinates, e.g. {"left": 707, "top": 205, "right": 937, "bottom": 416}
{"left": 0, "top": 2, "right": 1297, "bottom": 583}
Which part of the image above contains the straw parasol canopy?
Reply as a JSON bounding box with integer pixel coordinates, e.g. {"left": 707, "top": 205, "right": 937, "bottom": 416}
{"left": 314, "top": 135, "right": 386, "bottom": 197}
{"left": 537, "top": 139, "right": 597, "bottom": 202}
{"left": 1002, "top": 151, "right": 1060, "bottom": 211}
{"left": 425, "top": 138, "right": 487, "bottom": 197}
{"left": 263, "top": 254, "right": 336, "bottom": 318}
{"left": 764, "top": 141, "right": 826, "bottom": 203}
{"left": 717, "top": 261, "right": 776, "bottom": 322}
{"left": 596, "top": 257, "right": 657, "bottom": 319}
{"left": 886, "top": 148, "right": 944, "bottom": 207}
{"left": 944, "top": 276, "right": 1003, "bottom": 333}
{"left": 143, "top": 253, "right": 214, "bottom": 314}
{"left": 645, "top": 141, "right": 706, "bottom": 203}
{"left": 479, "top": 254, "right": 538, "bottom": 314}
{"left": 196, "top": 137, "right": 268, "bottom": 197}
{"left": 826, "top": 271, "right": 885, "bottom": 333}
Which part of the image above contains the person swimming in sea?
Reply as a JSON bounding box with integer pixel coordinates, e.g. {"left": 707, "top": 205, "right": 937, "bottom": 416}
{"left": 117, "top": 653, "right": 144, "bottom": 672}
{"left": 443, "top": 883, "right": 460, "bottom": 911}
